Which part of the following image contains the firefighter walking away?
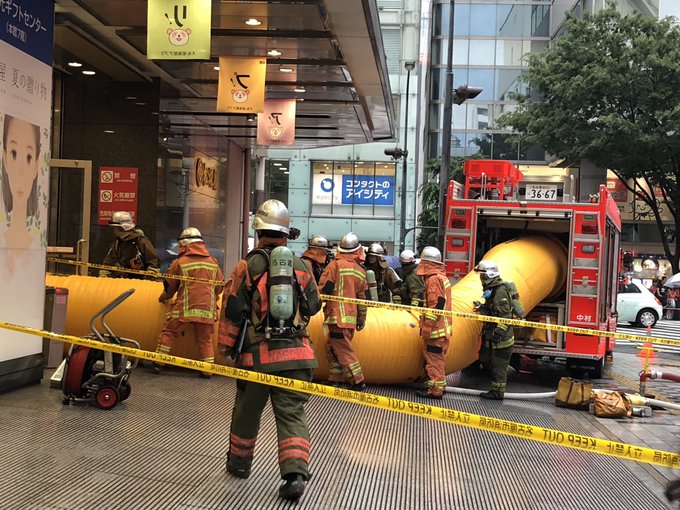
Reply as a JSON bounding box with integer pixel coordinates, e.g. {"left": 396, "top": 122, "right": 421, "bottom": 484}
{"left": 150, "top": 227, "right": 224, "bottom": 377}
{"left": 218, "top": 199, "right": 321, "bottom": 501}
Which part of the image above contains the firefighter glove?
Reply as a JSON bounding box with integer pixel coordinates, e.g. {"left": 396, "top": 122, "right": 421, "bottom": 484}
{"left": 491, "top": 331, "right": 502, "bottom": 345}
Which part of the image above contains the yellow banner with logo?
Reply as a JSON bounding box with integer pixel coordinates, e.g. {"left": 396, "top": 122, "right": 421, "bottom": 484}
{"left": 147, "top": 0, "right": 211, "bottom": 60}
{"left": 217, "top": 56, "right": 267, "bottom": 114}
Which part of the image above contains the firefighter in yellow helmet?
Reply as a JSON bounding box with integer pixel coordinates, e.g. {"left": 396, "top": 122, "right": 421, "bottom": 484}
{"left": 218, "top": 199, "right": 321, "bottom": 501}
{"left": 151, "top": 227, "right": 224, "bottom": 377}
{"left": 415, "top": 246, "right": 452, "bottom": 399}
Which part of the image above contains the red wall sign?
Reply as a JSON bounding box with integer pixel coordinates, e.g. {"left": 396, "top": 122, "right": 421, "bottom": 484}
{"left": 98, "top": 167, "right": 139, "bottom": 225}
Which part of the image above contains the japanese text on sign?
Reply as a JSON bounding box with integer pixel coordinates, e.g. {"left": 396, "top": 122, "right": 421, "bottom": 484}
{"left": 342, "top": 175, "right": 394, "bottom": 206}
{"left": 97, "top": 167, "right": 139, "bottom": 225}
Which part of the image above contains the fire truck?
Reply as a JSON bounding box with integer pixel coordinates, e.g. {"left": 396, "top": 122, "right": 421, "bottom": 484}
{"left": 443, "top": 160, "right": 621, "bottom": 378}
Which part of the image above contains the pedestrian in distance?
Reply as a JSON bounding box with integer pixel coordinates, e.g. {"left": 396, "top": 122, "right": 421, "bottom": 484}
{"left": 319, "top": 231, "right": 369, "bottom": 391}
{"left": 151, "top": 227, "right": 224, "bottom": 378}
{"left": 473, "top": 259, "right": 515, "bottom": 400}
{"left": 218, "top": 199, "right": 321, "bottom": 502}
{"left": 415, "top": 246, "right": 452, "bottom": 400}
{"left": 99, "top": 211, "right": 160, "bottom": 278}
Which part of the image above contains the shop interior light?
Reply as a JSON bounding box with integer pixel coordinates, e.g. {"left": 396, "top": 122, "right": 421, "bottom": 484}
{"left": 279, "top": 66, "right": 294, "bottom": 73}
{"left": 245, "top": 18, "right": 262, "bottom": 26}
{"left": 82, "top": 70, "right": 96, "bottom": 75}
{"left": 267, "top": 49, "right": 282, "bottom": 57}
{"left": 68, "top": 61, "right": 82, "bottom": 67}
{"left": 213, "top": 66, "right": 220, "bottom": 71}
{"left": 104, "top": 130, "right": 115, "bottom": 134}
{"left": 273, "top": 162, "right": 282, "bottom": 166}
{"left": 294, "top": 87, "right": 306, "bottom": 93}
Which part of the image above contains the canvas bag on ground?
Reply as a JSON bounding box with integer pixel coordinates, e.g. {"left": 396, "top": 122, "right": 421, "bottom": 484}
{"left": 593, "top": 391, "right": 632, "bottom": 418}
{"left": 555, "top": 377, "right": 592, "bottom": 410}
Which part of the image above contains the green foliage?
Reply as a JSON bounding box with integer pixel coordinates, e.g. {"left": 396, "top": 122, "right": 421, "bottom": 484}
{"left": 499, "top": 7, "right": 680, "bottom": 271}
{"left": 416, "top": 157, "right": 468, "bottom": 254}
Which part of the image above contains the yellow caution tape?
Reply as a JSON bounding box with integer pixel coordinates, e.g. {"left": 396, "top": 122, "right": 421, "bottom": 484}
{"left": 46, "top": 258, "right": 680, "bottom": 348}
{"left": 1, "top": 319, "right": 678, "bottom": 470}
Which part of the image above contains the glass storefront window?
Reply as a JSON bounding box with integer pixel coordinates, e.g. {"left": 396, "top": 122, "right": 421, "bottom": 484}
{"left": 471, "top": 4, "right": 497, "bottom": 37}
{"left": 469, "top": 40, "right": 495, "bottom": 66}
{"left": 311, "top": 161, "right": 396, "bottom": 217}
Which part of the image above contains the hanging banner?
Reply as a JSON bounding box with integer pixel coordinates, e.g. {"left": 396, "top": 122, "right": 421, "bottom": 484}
{"left": 97, "top": 168, "right": 139, "bottom": 225}
{"left": 0, "top": 0, "right": 53, "bottom": 371}
{"left": 147, "top": 0, "right": 211, "bottom": 60}
{"left": 257, "top": 99, "right": 296, "bottom": 145}
{"left": 217, "top": 56, "right": 267, "bottom": 114}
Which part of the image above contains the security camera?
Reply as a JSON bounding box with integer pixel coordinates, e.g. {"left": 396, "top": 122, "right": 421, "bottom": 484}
{"left": 453, "top": 85, "right": 483, "bottom": 105}
{"left": 384, "top": 147, "right": 407, "bottom": 159}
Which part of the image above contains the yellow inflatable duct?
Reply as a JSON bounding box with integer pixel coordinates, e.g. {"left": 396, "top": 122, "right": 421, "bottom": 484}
{"left": 46, "top": 235, "right": 567, "bottom": 384}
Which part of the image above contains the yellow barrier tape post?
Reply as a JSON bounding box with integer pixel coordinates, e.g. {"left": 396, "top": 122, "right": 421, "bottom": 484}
{"left": 1, "top": 319, "right": 679, "bottom": 471}
{"left": 45, "top": 258, "right": 680, "bottom": 348}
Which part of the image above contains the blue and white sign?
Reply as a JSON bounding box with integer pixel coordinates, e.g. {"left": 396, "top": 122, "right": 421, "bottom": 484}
{"left": 342, "top": 175, "right": 394, "bottom": 206}
{"left": 312, "top": 174, "right": 342, "bottom": 205}
{"left": 0, "top": 0, "right": 54, "bottom": 66}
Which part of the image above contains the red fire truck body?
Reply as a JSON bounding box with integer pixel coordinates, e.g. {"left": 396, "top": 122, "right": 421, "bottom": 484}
{"left": 444, "top": 160, "right": 622, "bottom": 377}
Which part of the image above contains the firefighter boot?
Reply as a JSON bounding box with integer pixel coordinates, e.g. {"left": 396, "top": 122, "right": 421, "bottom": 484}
{"left": 479, "top": 389, "right": 504, "bottom": 400}
{"left": 416, "top": 390, "right": 443, "bottom": 400}
{"left": 279, "top": 473, "right": 306, "bottom": 501}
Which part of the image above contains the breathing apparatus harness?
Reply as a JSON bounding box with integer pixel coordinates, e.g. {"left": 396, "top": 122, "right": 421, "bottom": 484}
{"left": 246, "top": 247, "right": 310, "bottom": 339}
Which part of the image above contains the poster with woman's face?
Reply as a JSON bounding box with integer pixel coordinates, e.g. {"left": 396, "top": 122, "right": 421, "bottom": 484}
{"left": 0, "top": 112, "right": 49, "bottom": 250}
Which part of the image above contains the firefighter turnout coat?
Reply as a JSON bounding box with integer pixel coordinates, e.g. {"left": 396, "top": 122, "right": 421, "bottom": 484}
{"left": 319, "top": 252, "right": 368, "bottom": 329}
{"left": 218, "top": 237, "right": 322, "bottom": 372}
{"left": 162, "top": 242, "right": 224, "bottom": 323}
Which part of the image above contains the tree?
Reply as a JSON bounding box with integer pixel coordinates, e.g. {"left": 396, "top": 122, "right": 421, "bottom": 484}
{"left": 500, "top": 7, "right": 680, "bottom": 272}
{"left": 416, "top": 157, "right": 467, "bottom": 254}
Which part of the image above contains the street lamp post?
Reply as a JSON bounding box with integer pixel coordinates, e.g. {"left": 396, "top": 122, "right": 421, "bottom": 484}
{"left": 400, "top": 61, "right": 416, "bottom": 254}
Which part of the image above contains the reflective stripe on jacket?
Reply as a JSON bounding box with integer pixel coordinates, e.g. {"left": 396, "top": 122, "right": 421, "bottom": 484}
{"left": 319, "top": 253, "right": 368, "bottom": 328}
{"left": 419, "top": 262, "right": 452, "bottom": 339}
{"left": 165, "top": 243, "right": 224, "bottom": 323}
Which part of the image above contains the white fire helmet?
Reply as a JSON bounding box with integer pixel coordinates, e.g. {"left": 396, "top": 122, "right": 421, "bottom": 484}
{"left": 399, "top": 249, "right": 416, "bottom": 264}
{"left": 420, "top": 246, "right": 443, "bottom": 265}
{"left": 178, "top": 227, "right": 203, "bottom": 246}
{"left": 474, "top": 259, "right": 500, "bottom": 278}
{"left": 109, "top": 211, "right": 135, "bottom": 231}
{"left": 252, "top": 199, "right": 290, "bottom": 235}
{"left": 338, "top": 232, "right": 361, "bottom": 253}
{"left": 309, "top": 235, "right": 329, "bottom": 249}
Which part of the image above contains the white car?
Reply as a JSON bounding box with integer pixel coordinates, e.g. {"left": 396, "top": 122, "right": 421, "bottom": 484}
{"left": 617, "top": 280, "right": 663, "bottom": 327}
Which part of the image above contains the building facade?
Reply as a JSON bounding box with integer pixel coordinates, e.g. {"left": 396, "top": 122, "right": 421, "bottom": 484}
{"left": 264, "top": 0, "right": 423, "bottom": 255}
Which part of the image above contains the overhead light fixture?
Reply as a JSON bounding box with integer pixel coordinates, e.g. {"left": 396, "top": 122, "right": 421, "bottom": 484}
{"left": 213, "top": 66, "right": 220, "bottom": 71}
{"left": 135, "top": 102, "right": 146, "bottom": 106}
{"left": 163, "top": 137, "right": 168, "bottom": 142}
{"left": 82, "top": 70, "right": 96, "bottom": 75}
{"left": 283, "top": 171, "right": 290, "bottom": 174}
{"left": 273, "top": 163, "right": 282, "bottom": 166}
{"left": 267, "top": 49, "right": 282, "bottom": 57}
{"left": 245, "top": 18, "right": 262, "bottom": 26}
{"left": 126, "top": 96, "right": 137, "bottom": 100}
{"left": 279, "top": 66, "right": 294, "bottom": 73}
{"left": 68, "top": 61, "right": 82, "bottom": 67}
{"left": 294, "top": 87, "right": 305, "bottom": 93}
{"left": 104, "top": 130, "right": 115, "bottom": 134}
{"left": 247, "top": 116, "right": 255, "bottom": 122}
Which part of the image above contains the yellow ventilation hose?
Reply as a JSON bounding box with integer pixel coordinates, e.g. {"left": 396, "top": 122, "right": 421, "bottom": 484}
{"left": 46, "top": 235, "right": 567, "bottom": 384}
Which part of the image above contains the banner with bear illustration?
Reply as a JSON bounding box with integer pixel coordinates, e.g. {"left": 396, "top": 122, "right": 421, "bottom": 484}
{"left": 147, "top": 0, "right": 211, "bottom": 60}
{"left": 257, "top": 99, "right": 296, "bottom": 146}
{"left": 217, "top": 56, "right": 267, "bottom": 114}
